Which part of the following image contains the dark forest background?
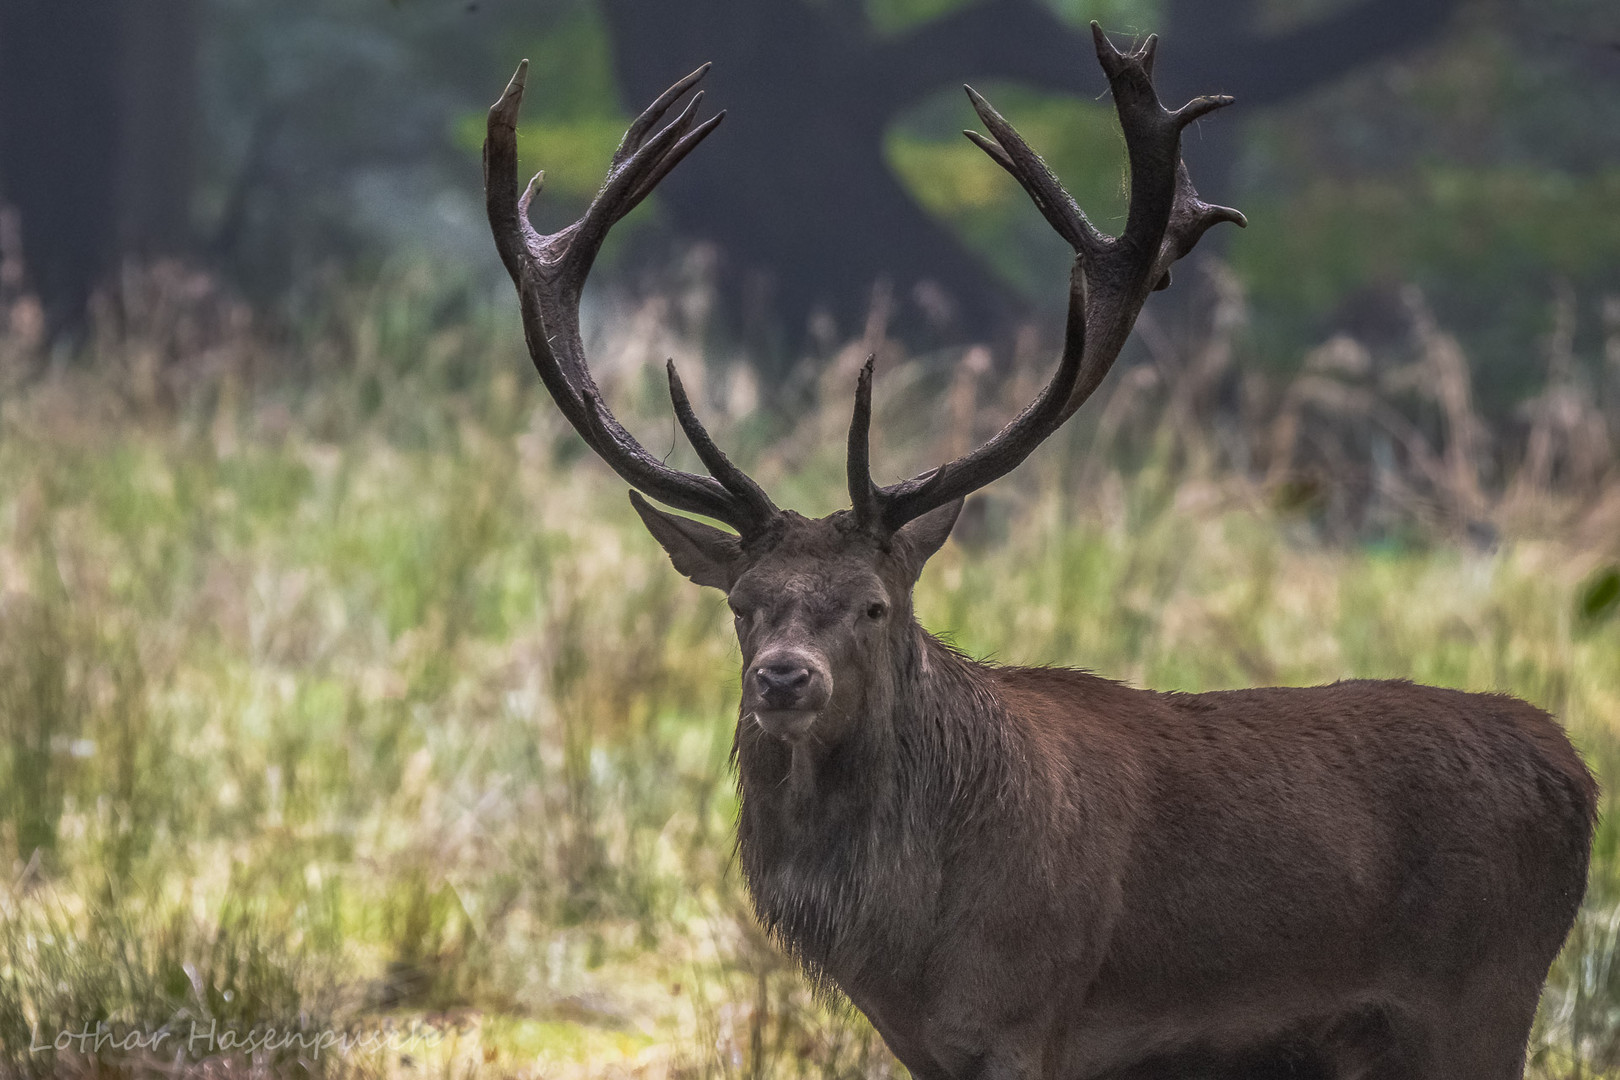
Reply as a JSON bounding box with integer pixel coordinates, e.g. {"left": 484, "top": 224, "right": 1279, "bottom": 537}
{"left": 2, "top": 0, "right": 1618, "bottom": 410}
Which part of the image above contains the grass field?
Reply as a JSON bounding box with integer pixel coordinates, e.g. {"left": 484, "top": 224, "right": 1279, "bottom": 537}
{"left": 1, "top": 265, "right": 1618, "bottom": 1077}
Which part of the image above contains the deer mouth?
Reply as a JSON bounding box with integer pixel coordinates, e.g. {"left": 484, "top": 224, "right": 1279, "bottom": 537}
{"left": 751, "top": 708, "right": 820, "bottom": 741}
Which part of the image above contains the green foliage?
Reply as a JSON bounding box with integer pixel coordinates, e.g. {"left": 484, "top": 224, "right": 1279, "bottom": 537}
{"left": 865, "top": 0, "right": 1162, "bottom": 35}
{"left": 865, "top": 0, "right": 971, "bottom": 33}
{"left": 1580, "top": 566, "right": 1620, "bottom": 627}
{"left": 1234, "top": 168, "right": 1620, "bottom": 312}
{"left": 452, "top": 5, "right": 630, "bottom": 205}
{"left": 888, "top": 89, "right": 1128, "bottom": 297}
{"left": 1231, "top": 165, "right": 1620, "bottom": 391}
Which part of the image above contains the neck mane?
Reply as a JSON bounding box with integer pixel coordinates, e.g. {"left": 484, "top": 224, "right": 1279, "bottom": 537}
{"left": 733, "top": 623, "right": 1028, "bottom": 991}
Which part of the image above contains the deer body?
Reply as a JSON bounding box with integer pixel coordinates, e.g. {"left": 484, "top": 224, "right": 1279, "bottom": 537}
{"left": 484, "top": 28, "right": 1596, "bottom": 1078}
{"left": 744, "top": 659, "right": 1593, "bottom": 1076}
{"left": 717, "top": 517, "right": 1593, "bottom": 1078}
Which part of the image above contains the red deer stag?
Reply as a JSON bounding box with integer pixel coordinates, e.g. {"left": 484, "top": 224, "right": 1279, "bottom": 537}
{"left": 484, "top": 27, "right": 1596, "bottom": 1080}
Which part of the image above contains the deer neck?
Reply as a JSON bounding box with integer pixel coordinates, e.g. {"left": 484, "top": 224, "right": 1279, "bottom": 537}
{"left": 733, "top": 623, "right": 1021, "bottom": 985}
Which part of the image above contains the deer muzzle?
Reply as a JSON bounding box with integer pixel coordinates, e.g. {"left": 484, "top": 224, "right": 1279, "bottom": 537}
{"left": 748, "top": 649, "right": 832, "bottom": 739}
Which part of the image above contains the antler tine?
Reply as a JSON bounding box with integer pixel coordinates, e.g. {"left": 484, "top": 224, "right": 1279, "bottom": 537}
{"left": 846, "top": 356, "right": 880, "bottom": 526}
{"left": 566, "top": 86, "right": 716, "bottom": 278}
{"left": 612, "top": 62, "right": 712, "bottom": 172}
{"left": 855, "top": 23, "right": 1243, "bottom": 535}
{"left": 856, "top": 274, "right": 1088, "bottom": 534}
{"left": 485, "top": 62, "right": 777, "bottom": 536}
{"left": 962, "top": 87, "right": 1104, "bottom": 259}
{"left": 624, "top": 110, "right": 726, "bottom": 215}
{"left": 666, "top": 359, "right": 780, "bottom": 519}
{"left": 486, "top": 61, "right": 540, "bottom": 290}
{"left": 1149, "top": 161, "right": 1248, "bottom": 291}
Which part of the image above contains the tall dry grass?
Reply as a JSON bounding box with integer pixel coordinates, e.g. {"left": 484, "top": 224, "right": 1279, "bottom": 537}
{"left": 0, "top": 256, "right": 1615, "bottom": 1077}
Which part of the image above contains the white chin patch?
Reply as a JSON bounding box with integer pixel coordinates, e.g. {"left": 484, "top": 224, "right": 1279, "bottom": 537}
{"left": 752, "top": 709, "right": 817, "bottom": 741}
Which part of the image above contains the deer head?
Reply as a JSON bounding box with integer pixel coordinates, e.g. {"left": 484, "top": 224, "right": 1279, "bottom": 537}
{"left": 484, "top": 25, "right": 1243, "bottom": 746}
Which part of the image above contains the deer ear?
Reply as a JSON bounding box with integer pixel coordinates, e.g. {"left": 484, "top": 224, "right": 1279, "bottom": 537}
{"left": 629, "top": 491, "right": 742, "bottom": 591}
{"left": 894, "top": 497, "right": 963, "bottom": 578}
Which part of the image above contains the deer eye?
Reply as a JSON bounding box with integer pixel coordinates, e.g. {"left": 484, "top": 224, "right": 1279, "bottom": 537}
{"left": 866, "top": 601, "right": 887, "bottom": 621}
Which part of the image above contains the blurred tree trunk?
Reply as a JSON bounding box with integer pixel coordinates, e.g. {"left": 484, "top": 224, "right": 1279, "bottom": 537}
{"left": 0, "top": 0, "right": 197, "bottom": 341}
{"left": 0, "top": 0, "right": 121, "bottom": 339}
{"left": 597, "top": 0, "right": 1459, "bottom": 344}
{"left": 598, "top": 0, "right": 1028, "bottom": 348}
{"left": 1159, "top": 0, "right": 1460, "bottom": 204}
{"left": 117, "top": 0, "right": 198, "bottom": 261}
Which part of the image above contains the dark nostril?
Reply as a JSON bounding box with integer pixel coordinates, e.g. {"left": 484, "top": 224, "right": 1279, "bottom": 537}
{"left": 756, "top": 665, "right": 811, "bottom": 697}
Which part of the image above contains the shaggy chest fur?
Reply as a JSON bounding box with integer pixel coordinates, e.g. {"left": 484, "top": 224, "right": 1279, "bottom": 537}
{"left": 735, "top": 731, "right": 929, "bottom": 987}
{"left": 732, "top": 641, "right": 1023, "bottom": 994}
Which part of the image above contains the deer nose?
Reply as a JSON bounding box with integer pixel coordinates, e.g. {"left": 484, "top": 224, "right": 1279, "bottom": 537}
{"left": 755, "top": 664, "right": 812, "bottom": 707}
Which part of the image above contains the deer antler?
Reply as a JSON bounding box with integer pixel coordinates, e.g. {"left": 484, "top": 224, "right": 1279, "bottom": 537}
{"left": 849, "top": 24, "right": 1246, "bottom": 536}
{"left": 485, "top": 61, "right": 780, "bottom": 536}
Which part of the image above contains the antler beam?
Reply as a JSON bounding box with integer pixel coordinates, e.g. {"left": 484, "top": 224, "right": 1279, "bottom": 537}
{"left": 485, "top": 62, "right": 779, "bottom": 536}
{"left": 849, "top": 23, "right": 1245, "bottom": 535}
